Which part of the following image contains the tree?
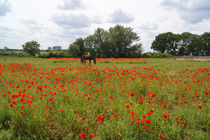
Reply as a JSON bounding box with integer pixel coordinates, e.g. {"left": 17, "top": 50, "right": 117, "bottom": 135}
{"left": 177, "top": 32, "right": 194, "bottom": 55}
{"left": 84, "top": 28, "right": 110, "bottom": 58}
{"left": 189, "top": 35, "right": 205, "bottom": 56}
{"left": 178, "top": 32, "right": 206, "bottom": 56}
{"left": 201, "top": 32, "right": 210, "bottom": 56}
{"left": 74, "top": 38, "right": 85, "bottom": 57}
{"left": 22, "top": 40, "right": 40, "bottom": 56}
{"left": 67, "top": 38, "right": 85, "bottom": 57}
{"left": 84, "top": 35, "right": 97, "bottom": 56}
{"left": 67, "top": 43, "right": 80, "bottom": 57}
{"left": 151, "top": 32, "right": 179, "bottom": 55}
{"left": 73, "top": 25, "right": 142, "bottom": 58}
{"left": 107, "top": 24, "right": 141, "bottom": 58}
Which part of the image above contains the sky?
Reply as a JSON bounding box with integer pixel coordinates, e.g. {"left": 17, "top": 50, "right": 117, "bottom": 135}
{"left": 0, "top": 0, "right": 210, "bottom": 52}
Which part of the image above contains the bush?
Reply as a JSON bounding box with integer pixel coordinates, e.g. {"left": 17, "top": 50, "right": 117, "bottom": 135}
{"left": 36, "top": 51, "right": 69, "bottom": 58}
{"left": 0, "top": 51, "right": 31, "bottom": 57}
{"left": 143, "top": 52, "right": 172, "bottom": 58}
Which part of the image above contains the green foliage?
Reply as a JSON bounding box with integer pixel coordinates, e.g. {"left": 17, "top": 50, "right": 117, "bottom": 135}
{"left": 67, "top": 38, "right": 85, "bottom": 58}
{"left": 108, "top": 25, "right": 141, "bottom": 58}
{"left": 151, "top": 32, "right": 180, "bottom": 55}
{"left": 152, "top": 32, "right": 210, "bottom": 56}
{"left": 22, "top": 40, "right": 40, "bottom": 56}
{"left": 0, "top": 51, "right": 31, "bottom": 57}
{"left": 36, "top": 51, "right": 68, "bottom": 58}
{"left": 201, "top": 32, "right": 210, "bottom": 56}
{"left": 143, "top": 52, "right": 172, "bottom": 58}
{"left": 0, "top": 57, "right": 209, "bottom": 139}
{"left": 67, "top": 43, "right": 80, "bottom": 57}
{"left": 83, "top": 25, "right": 143, "bottom": 58}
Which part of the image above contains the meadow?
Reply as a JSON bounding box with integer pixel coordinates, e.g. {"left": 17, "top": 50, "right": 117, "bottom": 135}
{"left": 0, "top": 56, "right": 209, "bottom": 140}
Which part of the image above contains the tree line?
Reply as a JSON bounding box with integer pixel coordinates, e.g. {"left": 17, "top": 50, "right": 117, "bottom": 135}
{"left": 20, "top": 25, "right": 210, "bottom": 57}
{"left": 151, "top": 32, "right": 210, "bottom": 56}
{"left": 67, "top": 25, "right": 142, "bottom": 58}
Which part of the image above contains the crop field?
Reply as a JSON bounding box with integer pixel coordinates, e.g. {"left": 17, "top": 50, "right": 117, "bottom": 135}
{"left": 0, "top": 57, "right": 209, "bottom": 140}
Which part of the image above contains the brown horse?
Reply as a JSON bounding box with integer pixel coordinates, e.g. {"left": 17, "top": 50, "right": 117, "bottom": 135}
{"left": 81, "top": 55, "right": 96, "bottom": 65}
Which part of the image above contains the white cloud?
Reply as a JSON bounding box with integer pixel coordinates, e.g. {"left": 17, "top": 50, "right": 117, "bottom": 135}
{"left": 0, "top": 0, "right": 210, "bottom": 52}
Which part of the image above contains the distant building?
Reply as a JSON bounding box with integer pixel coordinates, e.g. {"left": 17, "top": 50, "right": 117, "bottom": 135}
{"left": 52, "top": 46, "right": 62, "bottom": 51}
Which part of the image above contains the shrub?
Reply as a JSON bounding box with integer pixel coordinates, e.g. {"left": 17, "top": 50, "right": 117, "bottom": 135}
{"left": 36, "top": 51, "right": 69, "bottom": 58}
{"left": 143, "top": 52, "right": 173, "bottom": 58}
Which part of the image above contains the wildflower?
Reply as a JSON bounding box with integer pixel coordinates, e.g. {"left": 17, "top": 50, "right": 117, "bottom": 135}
{"left": 159, "top": 134, "right": 164, "bottom": 140}
{"left": 82, "top": 116, "right": 86, "bottom": 120}
{"left": 146, "top": 119, "right": 151, "bottom": 124}
{"left": 126, "top": 104, "right": 129, "bottom": 108}
{"left": 198, "top": 105, "right": 202, "bottom": 109}
{"left": 162, "top": 114, "right": 169, "bottom": 119}
{"left": 80, "top": 132, "right": 85, "bottom": 137}
{"left": 142, "top": 125, "right": 147, "bottom": 130}
{"left": 130, "top": 110, "right": 135, "bottom": 116}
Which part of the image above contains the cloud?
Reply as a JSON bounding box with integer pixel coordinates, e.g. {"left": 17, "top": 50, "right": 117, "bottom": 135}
{"left": 52, "top": 14, "right": 91, "bottom": 29}
{"left": 139, "top": 23, "right": 158, "bottom": 31}
{"left": 0, "top": 0, "right": 11, "bottom": 16}
{"left": 108, "top": 10, "right": 134, "bottom": 24}
{"left": 20, "top": 19, "right": 43, "bottom": 31}
{"left": 0, "top": 25, "right": 11, "bottom": 32}
{"left": 58, "top": 0, "right": 84, "bottom": 10}
{"left": 161, "top": 0, "right": 210, "bottom": 24}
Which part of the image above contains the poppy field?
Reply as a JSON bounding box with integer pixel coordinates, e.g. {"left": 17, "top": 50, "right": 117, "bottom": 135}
{"left": 0, "top": 57, "right": 209, "bottom": 140}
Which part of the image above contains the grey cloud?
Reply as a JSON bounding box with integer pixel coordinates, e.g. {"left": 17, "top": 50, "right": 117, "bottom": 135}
{"left": 21, "top": 19, "right": 38, "bottom": 25}
{"left": 58, "top": 0, "right": 84, "bottom": 10}
{"left": 108, "top": 10, "right": 134, "bottom": 23}
{"left": 161, "top": 0, "right": 210, "bottom": 24}
{"left": 0, "top": 0, "right": 11, "bottom": 16}
{"left": 52, "top": 14, "right": 91, "bottom": 29}
{"left": 139, "top": 23, "right": 158, "bottom": 30}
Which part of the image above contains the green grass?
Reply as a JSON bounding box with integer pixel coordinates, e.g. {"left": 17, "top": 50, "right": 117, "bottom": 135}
{"left": 0, "top": 57, "right": 209, "bottom": 140}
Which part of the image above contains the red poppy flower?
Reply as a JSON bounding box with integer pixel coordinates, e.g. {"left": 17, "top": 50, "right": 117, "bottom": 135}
{"left": 142, "top": 125, "right": 147, "bottom": 130}
{"left": 82, "top": 116, "right": 86, "bottom": 120}
{"left": 159, "top": 134, "right": 164, "bottom": 140}
{"left": 126, "top": 104, "right": 129, "bottom": 108}
{"left": 80, "top": 132, "right": 85, "bottom": 137}
{"left": 146, "top": 119, "right": 151, "bottom": 124}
